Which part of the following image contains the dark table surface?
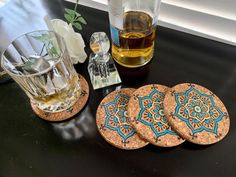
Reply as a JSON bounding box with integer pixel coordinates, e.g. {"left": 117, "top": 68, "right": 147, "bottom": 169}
{"left": 0, "top": 0, "right": 236, "bottom": 177}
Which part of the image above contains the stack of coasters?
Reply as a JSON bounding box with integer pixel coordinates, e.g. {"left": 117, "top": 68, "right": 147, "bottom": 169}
{"left": 96, "top": 83, "right": 230, "bottom": 149}
{"left": 128, "top": 84, "right": 185, "bottom": 147}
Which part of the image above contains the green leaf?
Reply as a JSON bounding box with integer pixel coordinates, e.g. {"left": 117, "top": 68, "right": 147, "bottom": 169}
{"left": 47, "top": 46, "right": 59, "bottom": 57}
{"left": 73, "top": 22, "right": 82, "bottom": 30}
{"left": 76, "top": 17, "right": 87, "bottom": 25}
{"left": 64, "top": 13, "right": 73, "bottom": 23}
{"left": 31, "top": 33, "right": 52, "bottom": 42}
{"left": 65, "top": 8, "right": 81, "bottom": 18}
{"left": 45, "top": 41, "right": 60, "bottom": 58}
{"left": 65, "top": 8, "right": 75, "bottom": 15}
{"left": 74, "top": 11, "right": 81, "bottom": 17}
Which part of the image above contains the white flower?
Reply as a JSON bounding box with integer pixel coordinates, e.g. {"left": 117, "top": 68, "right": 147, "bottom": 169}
{"left": 44, "top": 16, "right": 87, "bottom": 64}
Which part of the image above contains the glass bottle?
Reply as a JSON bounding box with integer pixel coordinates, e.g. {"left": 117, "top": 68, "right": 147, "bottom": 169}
{"left": 108, "top": 0, "right": 162, "bottom": 68}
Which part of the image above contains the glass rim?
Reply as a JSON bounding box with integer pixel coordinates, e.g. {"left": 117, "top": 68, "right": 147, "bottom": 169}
{"left": 0, "top": 30, "right": 67, "bottom": 78}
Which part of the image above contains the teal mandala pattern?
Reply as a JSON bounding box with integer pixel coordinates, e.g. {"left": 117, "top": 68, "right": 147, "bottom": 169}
{"left": 104, "top": 94, "right": 135, "bottom": 141}
{"left": 174, "top": 87, "right": 224, "bottom": 135}
{"left": 138, "top": 89, "right": 176, "bottom": 138}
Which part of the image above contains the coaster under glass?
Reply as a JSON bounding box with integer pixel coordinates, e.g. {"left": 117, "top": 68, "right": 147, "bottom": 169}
{"left": 31, "top": 74, "right": 89, "bottom": 121}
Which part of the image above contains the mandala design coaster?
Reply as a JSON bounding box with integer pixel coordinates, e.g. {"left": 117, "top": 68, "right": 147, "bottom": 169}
{"left": 164, "top": 83, "right": 230, "bottom": 145}
{"left": 128, "top": 84, "right": 185, "bottom": 147}
{"left": 96, "top": 88, "right": 148, "bottom": 150}
{"left": 31, "top": 74, "right": 89, "bottom": 122}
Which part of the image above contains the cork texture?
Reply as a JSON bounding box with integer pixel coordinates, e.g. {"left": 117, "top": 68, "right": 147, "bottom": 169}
{"left": 96, "top": 88, "right": 148, "bottom": 150}
{"left": 31, "top": 74, "right": 89, "bottom": 122}
{"left": 128, "top": 84, "right": 185, "bottom": 147}
{"left": 164, "top": 83, "right": 230, "bottom": 145}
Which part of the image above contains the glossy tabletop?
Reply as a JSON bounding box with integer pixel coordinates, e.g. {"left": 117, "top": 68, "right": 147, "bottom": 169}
{"left": 0, "top": 0, "right": 236, "bottom": 177}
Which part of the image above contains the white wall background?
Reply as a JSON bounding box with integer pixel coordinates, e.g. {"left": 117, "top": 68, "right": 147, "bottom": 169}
{"left": 66, "top": 0, "right": 236, "bottom": 46}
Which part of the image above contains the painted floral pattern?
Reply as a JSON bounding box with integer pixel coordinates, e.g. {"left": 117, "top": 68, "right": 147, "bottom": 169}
{"left": 104, "top": 94, "right": 135, "bottom": 140}
{"left": 138, "top": 89, "right": 176, "bottom": 137}
{"left": 174, "top": 87, "right": 224, "bottom": 134}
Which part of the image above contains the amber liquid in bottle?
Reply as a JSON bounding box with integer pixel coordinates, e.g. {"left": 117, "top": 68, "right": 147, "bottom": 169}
{"left": 111, "top": 11, "right": 156, "bottom": 68}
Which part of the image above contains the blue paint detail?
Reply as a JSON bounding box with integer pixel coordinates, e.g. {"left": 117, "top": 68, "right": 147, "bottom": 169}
{"left": 205, "top": 119, "right": 210, "bottom": 124}
{"left": 147, "top": 103, "right": 152, "bottom": 108}
{"left": 209, "top": 110, "right": 213, "bottom": 116}
{"left": 137, "top": 89, "right": 176, "bottom": 137}
{"left": 148, "top": 112, "right": 152, "bottom": 118}
{"left": 184, "top": 109, "right": 188, "bottom": 115}
{"left": 114, "top": 117, "right": 119, "bottom": 123}
{"left": 104, "top": 94, "right": 135, "bottom": 141}
{"left": 174, "top": 87, "right": 224, "bottom": 135}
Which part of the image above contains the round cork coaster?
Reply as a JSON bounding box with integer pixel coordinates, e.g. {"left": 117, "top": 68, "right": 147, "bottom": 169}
{"left": 96, "top": 88, "right": 148, "bottom": 150}
{"left": 128, "top": 84, "right": 185, "bottom": 147}
{"left": 164, "top": 83, "right": 230, "bottom": 145}
{"left": 31, "top": 74, "right": 89, "bottom": 122}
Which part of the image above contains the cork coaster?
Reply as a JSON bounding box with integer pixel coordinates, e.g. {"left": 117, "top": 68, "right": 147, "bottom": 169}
{"left": 31, "top": 74, "right": 89, "bottom": 122}
{"left": 96, "top": 88, "right": 148, "bottom": 150}
{"left": 128, "top": 84, "right": 185, "bottom": 147}
{"left": 164, "top": 83, "right": 230, "bottom": 145}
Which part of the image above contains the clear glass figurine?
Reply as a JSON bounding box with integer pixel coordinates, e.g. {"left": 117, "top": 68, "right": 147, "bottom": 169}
{"left": 88, "top": 32, "right": 121, "bottom": 89}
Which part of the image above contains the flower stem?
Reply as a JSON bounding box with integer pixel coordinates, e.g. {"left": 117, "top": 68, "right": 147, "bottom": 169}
{"left": 71, "top": 0, "right": 79, "bottom": 24}
{"left": 74, "top": 0, "right": 79, "bottom": 12}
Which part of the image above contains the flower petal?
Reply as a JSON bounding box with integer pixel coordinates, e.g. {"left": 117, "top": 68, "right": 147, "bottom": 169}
{"left": 49, "top": 19, "right": 87, "bottom": 64}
